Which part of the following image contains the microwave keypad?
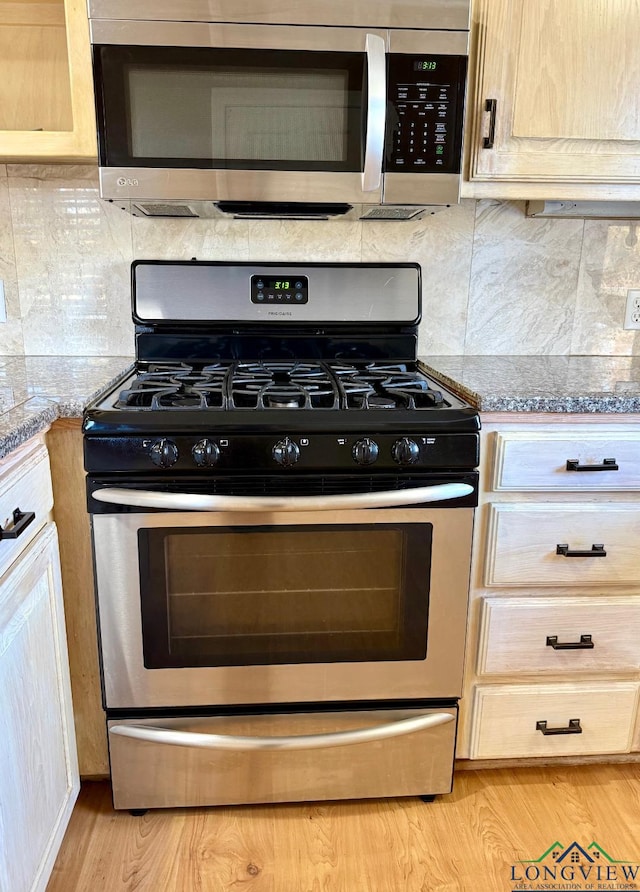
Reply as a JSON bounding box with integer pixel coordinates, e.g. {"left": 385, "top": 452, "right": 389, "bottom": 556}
{"left": 386, "top": 55, "right": 466, "bottom": 174}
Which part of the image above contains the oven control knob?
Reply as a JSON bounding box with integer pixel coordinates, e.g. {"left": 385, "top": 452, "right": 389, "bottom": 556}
{"left": 272, "top": 437, "right": 300, "bottom": 467}
{"left": 352, "top": 438, "right": 379, "bottom": 466}
{"left": 149, "top": 438, "right": 179, "bottom": 468}
{"left": 192, "top": 439, "right": 220, "bottom": 467}
{"left": 392, "top": 437, "right": 420, "bottom": 466}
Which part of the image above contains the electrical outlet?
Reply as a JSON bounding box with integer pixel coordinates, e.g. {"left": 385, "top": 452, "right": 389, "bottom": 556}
{"left": 623, "top": 289, "right": 640, "bottom": 330}
{"left": 0, "top": 280, "right": 6, "bottom": 323}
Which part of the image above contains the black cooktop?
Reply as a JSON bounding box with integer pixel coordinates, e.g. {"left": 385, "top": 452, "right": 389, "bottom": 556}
{"left": 112, "top": 361, "right": 447, "bottom": 412}
{"left": 84, "top": 358, "right": 479, "bottom": 440}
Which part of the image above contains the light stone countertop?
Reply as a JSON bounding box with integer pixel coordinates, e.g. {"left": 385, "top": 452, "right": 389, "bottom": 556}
{"left": 0, "top": 356, "right": 133, "bottom": 460}
{"left": 1, "top": 354, "right": 639, "bottom": 462}
{"left": 421, "top": 355, "right": 640, "bottom": 415}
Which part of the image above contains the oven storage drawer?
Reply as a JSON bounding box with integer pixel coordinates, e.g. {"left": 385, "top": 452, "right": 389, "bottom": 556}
{"left": 491, "top": 431, "right": 640, "bottom": 491}
{"left": 469, "top": 682, "right": 639, "bottom": 759}
{"left": 477, "top": 595, "right": 640, "bottom": 676}
{"left": 107, "top": 706, "right": 458, "bottom": 809}
{"left": 485, "top": 503, "right": 640, "bottom": 587}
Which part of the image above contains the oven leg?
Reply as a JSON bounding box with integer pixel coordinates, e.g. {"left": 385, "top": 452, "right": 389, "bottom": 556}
{"left": 129, "top": 809, "right": 149, "bottom": 816}
{"left": 419, "top": 795, "right": 436, "bottom": 803}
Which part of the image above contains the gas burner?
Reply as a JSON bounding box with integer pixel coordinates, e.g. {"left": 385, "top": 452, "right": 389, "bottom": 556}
{"left": 230, "top": 362, "right": 338, "bottom": 410}
{"left": 231, "top": 380, "right": 337, "bottom": 410}
{"left": 115, "top": 363, "right": 229, "bottom": 410}
{"left": 367, "top": 395, "right": 397, "bottom": 409}
{"left": 333, "top": 362, "right": 446, "bottom": 410}
{"left": 265, "top": 390, "right": 309, "bottom": 409}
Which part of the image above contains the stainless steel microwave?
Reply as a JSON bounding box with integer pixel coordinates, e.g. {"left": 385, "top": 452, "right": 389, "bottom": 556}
{"left": 88, "top": 1, "right": 470, "bottom": 220}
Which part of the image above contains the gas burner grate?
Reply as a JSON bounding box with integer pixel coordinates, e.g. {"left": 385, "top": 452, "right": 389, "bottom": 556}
{"left": 115, "top": 363, "right": 230, "bottom": 410}
{"left": 112, "top": 360, "right": 447, "bottom": 412}
{"left": 337, "top": 362, "right": 446, "bottom": 410}
{"left": 230, "top": 362, "right": 339, "bottom": 410}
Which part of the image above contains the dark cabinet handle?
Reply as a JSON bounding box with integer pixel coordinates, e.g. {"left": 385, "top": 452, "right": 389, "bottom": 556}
{"left": 0, "top": 507, "right": 36, "bottom": 540}
{"left": 556, "top": 543, "right": 606, "bottom": 558}
{"left": 566, "top": 458, "right": 618, "bottom": 472}
{"left": 536, "top": 718, "right": 582, "bottom": 736}
{"left": 546, "top": 634, "right": 594, "bottom": 650}
{"left": 482, "top": 99, "right": 498, "bottom": 148}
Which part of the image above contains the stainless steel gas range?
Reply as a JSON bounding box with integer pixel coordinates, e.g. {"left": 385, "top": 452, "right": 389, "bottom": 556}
{"left": 83, "top": 260, "right": 480, "bottom": 811}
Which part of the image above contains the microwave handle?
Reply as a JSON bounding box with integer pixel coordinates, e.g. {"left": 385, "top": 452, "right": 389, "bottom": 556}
{"left": 362, "top": 33, "right": 387, "bottom": 192}
{"left": 110, "top": 712, "right": 454, "bottom": 752}
{"left": 91, "top": 482, "right": 473, "bottom": 513}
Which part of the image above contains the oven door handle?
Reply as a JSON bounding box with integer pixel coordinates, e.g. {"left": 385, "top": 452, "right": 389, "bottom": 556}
{"left": 109, "top": 712, "right": 454, "bottom": 752}
{"left": 362, "top": 32, "right": 386, "bottom": 192}
{"left": 92, "top": 482, "right": 473, "bottom": 512}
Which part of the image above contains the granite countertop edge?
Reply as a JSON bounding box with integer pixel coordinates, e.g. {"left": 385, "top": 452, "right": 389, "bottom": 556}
{"left": 419, "top": 356, "right": 640, "bottom": 416}
{"left": 0, "top": 357, "right": 134, "bottom": 462}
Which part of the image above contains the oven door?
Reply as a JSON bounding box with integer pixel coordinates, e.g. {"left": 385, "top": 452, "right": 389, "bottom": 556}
{"left": 91, "top": 21, "right": 386, "bottom": 205}
{"left": 91, "top": 489, "right": 474, "bottom": 709}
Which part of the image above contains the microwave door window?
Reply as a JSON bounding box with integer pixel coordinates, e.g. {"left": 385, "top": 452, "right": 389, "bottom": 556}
{"left": 138, "top": 524, "right": 432, "bottom": 669}
{"left": 221, "top": 72, "right": 348, "bottom": 162}
{"left": 98, "top": 47, "right": 364, "bottom": 171}
{"left": 128, "top": 67, "right": 350, "bottom": 162}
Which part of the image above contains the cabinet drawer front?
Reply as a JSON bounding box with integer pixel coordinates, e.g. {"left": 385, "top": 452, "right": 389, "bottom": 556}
{"left": 478, "top": 596, "right": 640, "bottom": 675}
{"left": 486, "top": 504, "right": 640, "bottom": 587}
{"left": 0, "top": 443, "right": 53, "bottom": 579}
{"left": 470, "top": 683, "right": 639, "bottom": 759}
{"left": 492, "top": 432, "right": 640, "bottom": 491}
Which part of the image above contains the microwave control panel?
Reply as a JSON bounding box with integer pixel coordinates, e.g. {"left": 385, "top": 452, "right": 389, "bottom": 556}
{"left": 385, "top": 55, "right": 467, "bottom": 174}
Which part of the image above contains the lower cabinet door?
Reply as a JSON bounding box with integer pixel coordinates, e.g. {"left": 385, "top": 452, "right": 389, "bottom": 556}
{"left": 0, "top": 523, "right": 79, "bottom": 892}
{"left": 470, "top": 682, "right": 639, "bottom": 760}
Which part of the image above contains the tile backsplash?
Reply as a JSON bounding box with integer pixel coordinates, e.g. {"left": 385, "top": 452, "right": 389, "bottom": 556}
{"left": 0, "top": 164, "right": 639, "bottom": 357}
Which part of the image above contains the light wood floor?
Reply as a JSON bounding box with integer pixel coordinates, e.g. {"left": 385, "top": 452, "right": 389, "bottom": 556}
{"left": 48, "top": 764, "right": 640, "bottom": 891}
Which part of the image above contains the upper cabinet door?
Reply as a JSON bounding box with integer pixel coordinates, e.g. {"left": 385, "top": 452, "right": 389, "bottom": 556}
{"left": 467, "top": 0, "right": 640, "bottom": 189}
{"left": 0, "top": 0, "right": 97, "bottom": 161}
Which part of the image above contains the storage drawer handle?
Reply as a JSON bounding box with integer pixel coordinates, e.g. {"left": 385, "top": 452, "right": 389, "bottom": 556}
{"left": 109, "top": 712, "right": 455, "bottom": 752}
{"left": 483, "top": 98, "right": 498, "bottom": 148}
{"left": 0, "top": 507, "right": 35, "bottom": 541}
{"left": 536, "top": 718, "right": 582, "bottom": 736}
{"left": 566, "top": 458, "right": 618, "bottom": 472}
{"left": 546, "top": 634, "right": 594, "bottom": 650}
{"left": 556, "top": 543, "right": 606, "bottom": 558}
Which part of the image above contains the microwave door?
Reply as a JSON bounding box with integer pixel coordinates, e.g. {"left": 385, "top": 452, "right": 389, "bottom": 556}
{"left": 91, "top": 22, "right": 386, "bottom": 205}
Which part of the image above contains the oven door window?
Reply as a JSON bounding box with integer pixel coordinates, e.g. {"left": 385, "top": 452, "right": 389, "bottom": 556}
{"left": 138, "top": 523, "right": 432, "bottom": 668}
{"left": 95, "top": 46, "right": 364, "bottom": 171}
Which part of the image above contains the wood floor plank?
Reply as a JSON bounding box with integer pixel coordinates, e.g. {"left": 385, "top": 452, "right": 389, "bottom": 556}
{"left": 47, "top": 765, "right": 640, "bottom": 892}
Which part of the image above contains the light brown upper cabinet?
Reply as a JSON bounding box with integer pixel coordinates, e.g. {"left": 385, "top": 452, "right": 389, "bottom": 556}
{"left": 464, "top": 0, "right": 640, "bottom": 200}
{"left": 0, "top": 0, "right": 97, "bottom": 161}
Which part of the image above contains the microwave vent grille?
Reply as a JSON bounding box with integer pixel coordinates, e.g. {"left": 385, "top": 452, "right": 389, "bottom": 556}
{"left": 134, "top": 203, "right": 198, "bottom": 218}
{"left": 360, "top": 207, "right": 429, "bottom": 221}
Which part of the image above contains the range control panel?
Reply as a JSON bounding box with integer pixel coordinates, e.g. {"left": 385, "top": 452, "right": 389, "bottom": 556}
{"left": 85, "top": 433, "right": 480, "bottom": 474}
{"left": 385, "top": 54, "right": 467, "bottom": 174}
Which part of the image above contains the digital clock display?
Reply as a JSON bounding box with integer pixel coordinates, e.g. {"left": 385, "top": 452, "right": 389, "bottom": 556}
{"left": 414, "top": 60, "right": 438, "bottom": 72}
{"left": 251, "top": 274, "right": 309, "bottom": 305}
